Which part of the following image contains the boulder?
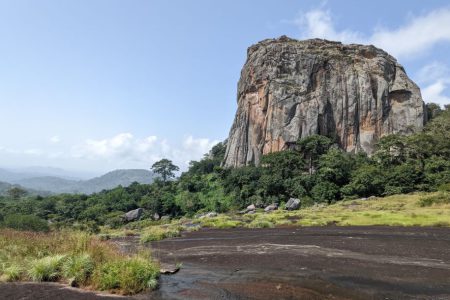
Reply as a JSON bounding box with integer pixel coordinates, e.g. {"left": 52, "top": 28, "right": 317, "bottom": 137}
{"left": 197, "top": 212, "right": 218, "bottom": 219}
{"left": 285, "top": 198, "right": 300, "bottom": 211}
{"left": 239, "top": 204, "right": 256, "bottom": 214}
{"left": 153, "top": 212, "right": 160, "bottom": 221}
{"left": 161, "top": 215, "right": 171, "bottom": 221}
{"left": 264, "top": 203, "right": 278, "bottom": 212}
{"left": 205, "top": 212, "right": 217, "bottom": 218}
{"left": 123, "top": 208, "right": 143, "bottom": 222}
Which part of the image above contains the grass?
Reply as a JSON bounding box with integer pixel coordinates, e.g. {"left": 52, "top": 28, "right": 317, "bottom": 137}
{"left": 62, "top": 253, "right": 94, "bottom": 285}
{"left": 99, "top": 191, "right": 450, "bottom": 249}
{"left": 196, "top": 215, "right": 244, "bottom": 228}
{"left": 418, "top": 192, "right": 450, "bottom": 207}
{"left": 246, "top": 219, "right": 275, "bottom": 228}
{"left": 0, "top": 229, "right": 159, "bottom": 295}
{"left": 29, "top": 255, "right": 66, "bottom": 281}
{"left": 167, "top": 192, "right": 450, "bottom": 232}
{"left": 140, "top": 225, "right": 181, "bottom": 243}
{"left": 93, "top": 254, "right": 158, "bottom": 294}
{"left": 290, "top": 192, "right": 450, "bottom": 227}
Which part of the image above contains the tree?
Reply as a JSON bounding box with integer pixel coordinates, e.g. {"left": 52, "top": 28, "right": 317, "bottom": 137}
{"left": 297, "top": 135, "right": 333, "bottom": 175}
{"left": 426, "top": 102, "right": 442, "bottom": 121}
{"left": 151, "top": 159, "right": 179, "bottom": 182}
{"left": 317, "top": 147, "right": 354, "bottom": 186}
{"left": 7, "top": 187, "right": 27, "bottom": 200}
{"left": 374, "top": 134, "right": 408, "bottom": 167}
{"left": 342, "top": 164, "right": 386, "bottom": 197}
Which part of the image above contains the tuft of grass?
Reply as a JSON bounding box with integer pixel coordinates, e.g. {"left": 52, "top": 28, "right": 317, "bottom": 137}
{"left": 246, "top": 219, "right": 275, "bottom": 228}
{"left": 140, "top": 226, "right": 181, "bottom": 243}
{"left": 0, "top": 264, "right": 21, "bottom": 282}
{"left": 93, "top": 256, "right": 159, "bottom": 295}
{"left": 28, "top": 255, "right": 66, "bottom": 282}
{"left": 197, "top": 215, "right": 243, "bottom": 229}
{"left": 62, "top": 254, "right": 94, "bottom": 286}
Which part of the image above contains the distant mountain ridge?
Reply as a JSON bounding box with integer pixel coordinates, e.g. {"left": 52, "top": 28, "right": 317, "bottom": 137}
{"left": 0, "top": 181, "right": 50, "bottom": 197}
{"left": 0, "top": 169, "right": 156, "bottom": 195}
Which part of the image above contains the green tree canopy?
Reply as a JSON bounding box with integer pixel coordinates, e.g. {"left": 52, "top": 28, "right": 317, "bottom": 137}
{"left": 7, "top": 187, "right": 28, "bottom": 200}
{"left": 151, "top": 159, "right": 179, "bottom": 182}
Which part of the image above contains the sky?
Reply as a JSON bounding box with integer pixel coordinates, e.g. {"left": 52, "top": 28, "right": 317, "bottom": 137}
{"left": 0, "top": 0, "right": 449, "bottom": 175}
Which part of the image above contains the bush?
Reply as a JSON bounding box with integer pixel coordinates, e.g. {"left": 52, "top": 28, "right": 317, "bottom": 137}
{"left": 2, "top": 214, "right": 49, "bottom": 232}
{"left": 28, "top": 255, "right": 66, "bottom": 282}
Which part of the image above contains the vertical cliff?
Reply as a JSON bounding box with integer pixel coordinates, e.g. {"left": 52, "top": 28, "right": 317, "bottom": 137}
{"left": 223, "top": 36, "right": 425, "bottom": 167}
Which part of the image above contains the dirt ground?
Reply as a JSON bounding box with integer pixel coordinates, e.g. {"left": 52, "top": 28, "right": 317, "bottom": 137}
{"left": 2, "top": 226, "right": 450, "bottom": 299}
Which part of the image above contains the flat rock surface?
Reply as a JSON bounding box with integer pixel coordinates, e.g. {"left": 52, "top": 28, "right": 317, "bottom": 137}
{"left": 149, "top": 226, "right": 450, "bottom": 299}
{"left": 2, "top": 226, "right": 450, "bottom": 299}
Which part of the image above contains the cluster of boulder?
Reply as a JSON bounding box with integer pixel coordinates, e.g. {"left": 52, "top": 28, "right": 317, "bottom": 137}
{"left": 239, "top": 198, "right": 301, "bottom": 214}
{"left": 196, "top": 212, "right": 218, "bottom": 219}
{"left": 122, "top": 208, "right": 169, "bottom": 223}
{"left": 122, "top": 198, "right": 303, "bottom": 222}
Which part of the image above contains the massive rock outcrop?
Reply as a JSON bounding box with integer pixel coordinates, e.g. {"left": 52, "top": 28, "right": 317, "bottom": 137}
{"left": 223, "top": 36, "right": 425, "bottom": 167}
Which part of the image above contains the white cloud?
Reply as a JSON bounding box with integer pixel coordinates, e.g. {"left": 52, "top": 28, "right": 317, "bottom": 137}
{"left": 416, "top": 62, "right": 449, "bottom": 83}
{"left": 421, "top": 80, "right": 450, "bottom": 106}
{"left": 0, "top": 146, "right": 43, "bottom": 156}
{"left": 50, "top": 136, "right": 60, "bottom": 143}
{"left": 23, "top": 149, "right": 42, "bottom": 155}
{"left": 295, "top": 9, "right": 363, "bottom": 44}
{"left": 72, "top": 133, "right": 219, "bottom": 170}
{"left": 416, "top": 62, "right": 450, "bottom": 106}
{"left": 294, "top": 7, "right": 450, "bottom": 59}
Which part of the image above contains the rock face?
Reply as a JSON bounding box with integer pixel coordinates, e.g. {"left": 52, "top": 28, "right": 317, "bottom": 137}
{"left": 223, "top": 36, "right": 425, "bottom": 167}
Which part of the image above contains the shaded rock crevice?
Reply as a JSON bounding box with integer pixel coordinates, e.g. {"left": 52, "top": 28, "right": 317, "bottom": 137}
{"left": 224, "top": 36, "right": 425, "bottom": 167}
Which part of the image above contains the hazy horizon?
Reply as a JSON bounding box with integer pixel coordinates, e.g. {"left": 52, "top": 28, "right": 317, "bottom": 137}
{"left": 1, "top": 0, "right": 450, "bottom": 173}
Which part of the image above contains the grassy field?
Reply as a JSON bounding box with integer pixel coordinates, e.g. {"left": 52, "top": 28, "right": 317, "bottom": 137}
{"left": 247, "top": 192, "right": 450, "bottom": 227}
{"left": 0, "top": 230, "right": 159, "bottom": 295}
{"left": 107, "top": 192, "right": 450, "bottom": 243}
{"left": 218, "top": 192, "right": 450, "bottom": 228}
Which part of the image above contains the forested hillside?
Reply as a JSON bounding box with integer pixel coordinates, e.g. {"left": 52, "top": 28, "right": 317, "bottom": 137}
{"left": 0, "top": 104, "right": 448, "bottom": 232}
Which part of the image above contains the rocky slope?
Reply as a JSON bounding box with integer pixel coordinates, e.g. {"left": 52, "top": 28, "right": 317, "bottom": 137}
{"left": 223, "top": 36, "right": 425, "bottom": 167}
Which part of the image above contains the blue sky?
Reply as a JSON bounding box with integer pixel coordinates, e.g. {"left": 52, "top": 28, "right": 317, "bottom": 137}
{"left": 0, "top": 0, "right": 449, "bottom": 174}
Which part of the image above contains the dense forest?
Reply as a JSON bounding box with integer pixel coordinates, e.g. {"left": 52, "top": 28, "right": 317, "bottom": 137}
{"left": 1, "top": 104, "right": 449, "bottom": 232}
